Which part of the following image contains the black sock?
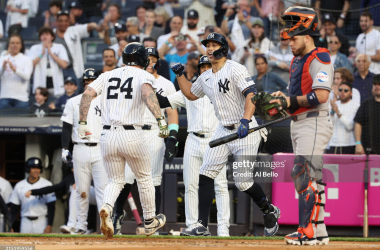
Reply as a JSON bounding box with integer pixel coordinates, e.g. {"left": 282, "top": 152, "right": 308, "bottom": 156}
{"left": 155, "top": 186, "right": 161, "bottom": 214}
{"left": 115, "top": 183, "right": 132, "bottom": 215}
{"left": 145, "top": 218, "right": 153, "bottom": 225}
{"left": 244, "top": 182, "right": 273, "bottom": 214}
{"left": 198, "top": 175, "right": 215, "bottom": 228}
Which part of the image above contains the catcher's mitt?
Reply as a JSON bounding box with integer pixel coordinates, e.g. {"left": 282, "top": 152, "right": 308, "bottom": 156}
{"left": 251, "top": 92, "right": 288, "bottom": 121}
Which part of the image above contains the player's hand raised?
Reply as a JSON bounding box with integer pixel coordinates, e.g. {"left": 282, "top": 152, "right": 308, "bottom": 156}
{"left": 78, "top": 122, "right": 92, "bottom": 140}
{"left": 171, "top": 63, "right": 184, "bottom": 77}
{"left": 157, "top": 116, "right": 169, "bottom": 138}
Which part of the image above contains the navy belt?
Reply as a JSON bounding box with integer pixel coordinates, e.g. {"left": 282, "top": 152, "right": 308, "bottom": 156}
{"left": 223, "top": 125, "right": 235, "bottom": 130}
{"left": 192, "top": 132, "right": 205, "bottom": 138}
{"left": 291, "top": 111, "right": 329, "bottom": 122}
{"left": 142, "top": 125, "right": 151, "bottom": 130}
{"left": 74, "top": 142, "right": 97, "bottom": 146}
{"left": 103, "top": 125, "right": 135, "bottom": 130}
{"left": 26, "top": 216, "right": 39, "bottom": 220}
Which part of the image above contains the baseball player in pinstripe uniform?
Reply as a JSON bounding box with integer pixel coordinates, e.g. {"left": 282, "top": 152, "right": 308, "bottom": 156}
{"left": 61, "top": 68, "right": 108, "bottom": 234}
{"left": 156, "top": 55, "right": 230, "bottom": 237}
{"left": 271, "top": 7, "right": 333, "bottom": 245}
{"left": 112, "top": 47, "right": 178, "bottom": 235}
{"left": 78, "top": 42, "right": 168, "bottom": 238}
{"left": 171, "top": 33, "right": 280, "bottom": 237}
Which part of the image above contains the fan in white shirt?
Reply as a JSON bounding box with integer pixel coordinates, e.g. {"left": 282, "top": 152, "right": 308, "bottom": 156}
{"left": 28, "top": 27, "right": 69, "bottom": 97}
{"left": 328, "top": 82, "right": 360, "bottom": 154}
{"left": 5, "top": 0, "right": 29, "bottom": 34}
{"left": 0, "top": 34, "right": 33, "bottom": 110}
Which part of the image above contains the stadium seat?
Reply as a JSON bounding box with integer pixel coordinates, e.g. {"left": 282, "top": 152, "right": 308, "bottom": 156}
{"left": 28, "top": 17, "right": 45, "bottom": 31}
{"left": 38, "top": 0, "right": 51, "bottom": 16}
{"left": 19, "top": 26, "right": 38, "bottom": 40}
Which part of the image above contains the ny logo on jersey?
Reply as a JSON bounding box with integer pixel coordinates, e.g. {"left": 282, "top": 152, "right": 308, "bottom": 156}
{"left": 16, "top": 4, "right": 22, "bottom": 9}
{"left": 70, "top": 35, "right": 77, "bottom": 43}
{"left": 95, "top": 105, "right": 101, "bottom": 116}
{"left": 157, "top": 88, "right": 163, "bottom": 95}
{"left": 218, "top": 79, "right": 230, "bottom": 93}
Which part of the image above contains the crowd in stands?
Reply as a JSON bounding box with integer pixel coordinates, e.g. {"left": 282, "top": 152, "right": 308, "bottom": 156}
{"left": 0, "top": 1, "right": 379, "bottom": 141}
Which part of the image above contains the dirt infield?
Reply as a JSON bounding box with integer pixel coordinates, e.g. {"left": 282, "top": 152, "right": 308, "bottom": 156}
{"left": 1, "top": 236, "right": 380, "bottom": 250}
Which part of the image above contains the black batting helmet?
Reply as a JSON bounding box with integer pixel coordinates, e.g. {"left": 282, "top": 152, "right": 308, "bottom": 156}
{"left": 122, "top": 42, "right": 149, "bottom": 70}
{"left": 25, "top": 157, "right": 43, "bottom": 174}
{"left": 145, "top": 47, "right": 160, "bottom": 70}
{"left": 280, "top": 6, "right": 320, "bottom": 41}
{"left": 201, "top": 32, "right": 229, "bottom": 59}
{"left": 197, "top": 55, "right": 211, "bottom": 75}
{"left": 82, "top": 68, "right": 99, "bottom": 85}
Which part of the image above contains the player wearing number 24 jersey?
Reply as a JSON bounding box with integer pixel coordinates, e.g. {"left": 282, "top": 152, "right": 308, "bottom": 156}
{"left": 78, "top": 43, "right": 168, "bottom": 238}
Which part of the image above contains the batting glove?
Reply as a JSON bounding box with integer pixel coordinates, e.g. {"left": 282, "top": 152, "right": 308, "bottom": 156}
{"left": 78, "top": 121, "right": 92, "bottom": 140}
{"left": 171, "top": 63, "right": 184, "bottom": 77}
{"left": 157, "top": 116, "right": 169, "bottom": 138}
{"left": 61, "top": 149, "right": 72, "bottom": 163}
{"left": 165, "top": 137, "right": 179, "bottom": 162}
{"left": 237, "top": 119, "right": 250, "bottom": 139}
{"left": 259, "top": 128, "right": 268, "bottom": 142}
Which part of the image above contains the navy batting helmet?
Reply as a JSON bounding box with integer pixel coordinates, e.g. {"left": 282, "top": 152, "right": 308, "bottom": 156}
{"left": 82, "top": 68, "right": 99, "bottom": 85}
{"left": 145, "top": 47, "right": 160, "bottom": 70}
{"left": 197, "top": 55, "right": 211, "bottom": 75}
{"left": 25, "top": 157, "right": 43, "bottom": 174}
{"left": 201, "top": 32, "right": 229, "bottom": 59}
{"left": 280, "top": 6, "right": 320, "bottom": 41}
{"left": 122, "top": 42, "right": 149, "bottom": 70}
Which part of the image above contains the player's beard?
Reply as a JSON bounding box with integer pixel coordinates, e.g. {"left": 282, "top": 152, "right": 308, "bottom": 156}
{"left": 188, "top": 23, "right": 197, "bottom": 29}
{"left": 292, "top": 43, "right": 306, "bottom": 57}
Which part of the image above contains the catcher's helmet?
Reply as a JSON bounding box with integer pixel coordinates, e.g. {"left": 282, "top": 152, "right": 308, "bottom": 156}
{"left": 201, "top": 32, "right": 229, "bottom": 59}
{"left": 25, "top": 157, "right": 43, "bottom": 174}
{"left": 122, "top": 42, "right": 149, "bottom": 70}
{"left": 197, "top": 55, "right": 211, "bottom": 75}
{"left": 280, "top": 6, "right": 320, "bottom": 41}
{"left": 82, "top": 68, "right": 99, "bottom": 85}
{"left": 145, "top": 47, "right": 160, "bottom": 70}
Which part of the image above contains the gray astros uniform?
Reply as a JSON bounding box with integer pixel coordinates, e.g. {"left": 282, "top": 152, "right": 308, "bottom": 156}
{"left": 190, "top": 60, "right": 261, "bottom": 191}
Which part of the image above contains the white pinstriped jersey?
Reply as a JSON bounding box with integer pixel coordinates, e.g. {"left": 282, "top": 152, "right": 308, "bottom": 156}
{"left": 143, "top": 76, "right": 176, "bottom": 125}
{"left": 9, "top": 177, "right": 56, "bottom": 217}
{"left": 89, "top": 67, "right": 156, "bottom": 126}
{"left": 168, "top": 90, "right": 218, "bottom": 133}
{"left": 61, "top": 94, "right": 102, "bottom": 143}
{"left": 190, "top": 60, "right": 256, "bottom": 126}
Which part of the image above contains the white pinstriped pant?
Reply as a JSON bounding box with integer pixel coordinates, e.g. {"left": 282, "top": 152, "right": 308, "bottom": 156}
{"left": 125, "top": 128, "right": 165, "bottom": 186}
{"left": 184, "top": 132, "right": 230, "bottom": 233}
{"left": 67, "top": 185, "right": 97, "bottom": 229}
{"left": 100, "top": 127, "right": 155, "bottom": 220}
{"left": 200, "top": 123, "right": 261, "bottom": 191}
{"left": 73, "top": 144, "right": 107, "bottom": 231}
{"left": 20, "top": 217, "right": 47, "bottom": 233}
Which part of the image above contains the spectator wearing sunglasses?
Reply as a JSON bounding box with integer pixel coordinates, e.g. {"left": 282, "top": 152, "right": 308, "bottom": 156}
{"left": 329, "top": 35, "right": 352, "bottom": 72}
{"left": 328, "top": 82, "right": 360, "bottom": 154}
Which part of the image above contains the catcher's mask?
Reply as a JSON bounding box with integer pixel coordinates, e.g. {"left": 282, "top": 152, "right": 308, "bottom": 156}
{"left": 279, "top": 6, "right": 320, "bottom": 41}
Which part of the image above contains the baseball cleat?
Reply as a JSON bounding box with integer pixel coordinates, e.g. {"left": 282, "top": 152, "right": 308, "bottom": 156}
{"left": 144, "top": 214, "right": 166, "bottom": 236}
{"left": 217, "top": 226, "right": 230, "bottom": 237}
{"left": 264, "top": 205, "right": 281, "bottom": 237}
{"left": 284, "top": 228, "right": 318, "bottom": 245}
{"left": 60, "top": 225, "right": 75, "bottom": 234}
{"left": 317, "top": 236, "right": 329, "bottom": 245}
{"left": 113, "top": 210, "right": 126, "bottom": 235}
{"left": 71, "top": 229, "right": 86, "bottom": 235}
{"left": 180, "top": 222, "right": 211, "bottom": 236}
{"left": 99, "top": 204, "right": 114, "bottom": 239}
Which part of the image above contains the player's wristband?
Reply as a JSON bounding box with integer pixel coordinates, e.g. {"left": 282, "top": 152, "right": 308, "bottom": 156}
{"left": 168, "top": 124, "right": 179, "bottom": 138}
{"left": 165, "top": 40, "right": 173, "bottom": 49}
{"left": 306, "top": 91, "right": 320, "bottom": 106}
{"left": 223, "top": 16, "right": 229, "bottom": 21}
{"left": 355, "top": 141, "right": 362, "bottom": 145}
{"left": 78, "top": 121, "right": 87, "bottom": 125}
{"left": 289, "top": 95, "right": 300, "bottom": 110}
{"left": 39, "top": 54, "right": 43, "bottom": 58}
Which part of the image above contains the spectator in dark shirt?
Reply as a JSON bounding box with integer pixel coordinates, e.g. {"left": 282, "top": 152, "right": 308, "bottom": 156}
{"left": 315, "top": 13, "right": 350, "bottom": 56}
{"left": 315, "top": 0, "right": 350, "bottom": 29}
{"left": 353, "top": 54, "right": 375, "bottom": 103}
{"left": 97, "top": 48, "right": 117, "bottom": 75}
{"left": 51, "top": 77, "right": 78, "bottom": 111}
{"left": 69, "top": 1, "right": 87, "bottom": 25}
{"left": 354, "top": 74, "right": 380, "bottom": 155}
{"left": 143, "top": 37, "right": 170, "bottom": 81}
{"left": 328, "top": 35, "right": 352, "bottom": 72}
{"left": 31, "top": 87, "right": 53, "bottom": 116}
{"left": 251, "top": 56, "right": 288, "bottom": 94}
{"left": 44, "top": 1, "right": 62, "bottom": 29}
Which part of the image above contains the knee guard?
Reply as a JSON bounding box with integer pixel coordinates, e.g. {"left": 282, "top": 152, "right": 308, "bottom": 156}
{"left": 291, "top": 156, "right": 317, "bottom": 238}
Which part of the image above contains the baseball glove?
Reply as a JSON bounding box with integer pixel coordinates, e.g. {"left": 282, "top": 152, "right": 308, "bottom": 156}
{"left": 251, "top": 92, "right": 288, "bottom": 121}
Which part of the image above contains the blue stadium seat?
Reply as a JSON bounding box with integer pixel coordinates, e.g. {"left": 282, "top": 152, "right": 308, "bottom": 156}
{"left": 172, "top": 8, "right": 185, "bottom": 19}
{"left": 85, "top": 63, "right": 103, "bottom": 71}
{"left": 28, "top": 17, "right": 45, "bottom": 31}
{"left": 19, "top": 26, "right": 38, "bottom": 40}
{"left": 38, "top": 0, "right": 51, "bottom": 16}
{"left": 89, "top": 16, "right": 102, "bottom": 24}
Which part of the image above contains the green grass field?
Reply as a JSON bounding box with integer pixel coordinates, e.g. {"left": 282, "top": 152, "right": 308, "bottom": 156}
{"left": 0, "top": 233, "right": 379, "bottom": 242}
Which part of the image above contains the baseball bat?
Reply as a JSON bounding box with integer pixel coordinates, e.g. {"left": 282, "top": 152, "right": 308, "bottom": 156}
{"left": 209, "top": 116, "right": 292, "bottom": 148}
{"left": 128, "top": 193, "right": 143, "bottom": 225}
{"left": 363, "top": 149, "right": 371, "bottom": 238}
